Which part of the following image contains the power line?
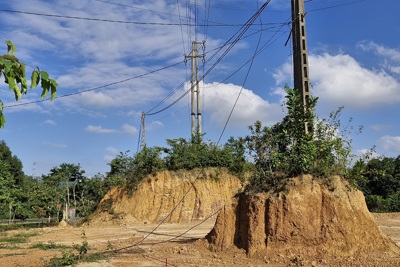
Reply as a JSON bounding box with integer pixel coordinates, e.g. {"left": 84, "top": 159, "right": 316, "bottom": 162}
{"left": 0, "top": 9, "right": 279, "bottom": 27}
{"left": 216, "top": 1, "right": 268, "bottom": 145}
{"left": 308, "top": 0, "right": 368, "bottom": 12}
{"left": 124, "top": 0, "right": 273, "bottom": 250}
{"left": 143, "top": 2, "right": 283, "bottom": 117}
{"left": 4, "top": 62, "right": 182, "bottom": 109}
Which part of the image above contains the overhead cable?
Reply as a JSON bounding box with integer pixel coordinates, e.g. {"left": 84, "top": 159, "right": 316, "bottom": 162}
{"left": 0, "top": 9, "right": 276, "bottom": 27}
{"left": 4, "top": 62, "right": 182, "bottom": 109}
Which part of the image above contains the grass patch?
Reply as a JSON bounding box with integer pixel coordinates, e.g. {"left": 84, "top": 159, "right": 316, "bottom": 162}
{"left": 2, "top": 252, "right": 26, "bottom": 257}
{"left": 81, "top": 252, "right": 108, "bottom": 262}
{"left": 0, "top": 243, "right": 20, "bottom": 249}
{"left": 0, "top": 231, "right": 40, "bottom": 244}
{"left": 31, "top": 242, "right": 70, "bottom": 250}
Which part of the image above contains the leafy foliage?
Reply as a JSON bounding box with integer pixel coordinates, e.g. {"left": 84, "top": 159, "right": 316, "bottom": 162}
{"left": 102, "top": 135, "right": 249, "bottom": 195}
{"left": 0, "top": 141, "right": 36, "bottom": 220}
{"left": 0, "top": 40, "right": 58, "bottom": 127}
{"left": 245, "top": 87, "right": 360, "bottom": 194}
{"left": 352, "top": 155, "right": 400, "bottom": 212}
{"left": 163, "top": 136, "right": 246, "bottom": 172}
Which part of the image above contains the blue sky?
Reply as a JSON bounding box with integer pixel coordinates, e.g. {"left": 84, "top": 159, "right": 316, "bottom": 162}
{"left": 1, "top": 0, "right": 399, "bottom": 177}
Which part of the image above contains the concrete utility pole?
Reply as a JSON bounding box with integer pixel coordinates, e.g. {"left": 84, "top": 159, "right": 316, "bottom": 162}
{"left": 185, "top": 41, "right": 205, "bottom": 140}
{"left": 291, "top": 0, "right": 312, "bottom": 134}
{"left": 140, "top": 112, "right": 146, "bottom": 150}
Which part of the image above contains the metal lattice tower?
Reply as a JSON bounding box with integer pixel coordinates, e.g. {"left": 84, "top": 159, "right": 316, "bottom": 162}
{"left": 292, "top": 0, "right": 312, "bottom": 134}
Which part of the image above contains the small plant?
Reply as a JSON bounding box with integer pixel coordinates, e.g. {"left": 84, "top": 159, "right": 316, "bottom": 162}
{"left": 43, "top": 250, "right": 77, "bottom": 267}
{"left": 106, "top": 240, "right": 114, "bottom": 250}
{"left": 42, "top": 230, "right": 92, "bottom": 267}
{"left": 74, "top": 230, "right": 90, "bottom": 257}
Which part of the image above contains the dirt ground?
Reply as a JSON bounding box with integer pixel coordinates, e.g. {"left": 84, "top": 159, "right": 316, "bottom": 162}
{"left": 1, "top": 213, "right": 400, "bottom": 267}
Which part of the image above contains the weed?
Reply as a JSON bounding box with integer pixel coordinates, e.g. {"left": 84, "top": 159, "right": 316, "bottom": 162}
{"left": 41, "top": 230, "right": 110, "bottom": 267}
{"left": 43, "top": 250, "right": 77, "bottom": 267}
{"left": 106, "top": 241, "right": 114, "bottom": 250}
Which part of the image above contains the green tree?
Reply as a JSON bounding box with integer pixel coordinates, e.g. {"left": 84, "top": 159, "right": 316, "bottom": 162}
{"left": 353, "top": 155, "right": 400, "bottom": 212}
{"left": 0, "top": 40, "right": 58, "bottom": 127}
{"left": 223, "top": 136, "right": 248, "bottom": 174}
{"left": 245, "top": 87, "right": 359, "bottom": 194}
{"left": 163, "top": 136, "right": 240, "bottom": 171}
{"left": 103, "top": 148, "right": 166, "bottom": 194}
{"left": 41, "top": 163, "right": 85, "bottom": 219}
{"left": 0, "top": 141, "right": 32, "bottom": 220}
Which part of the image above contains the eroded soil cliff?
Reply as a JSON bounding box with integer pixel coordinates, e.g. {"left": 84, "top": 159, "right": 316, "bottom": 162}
{"left": 90, "top": 168, "right": 243, "bottom": 225}
{"left": 206, "top": 175, "right": 398, "bottom": 261}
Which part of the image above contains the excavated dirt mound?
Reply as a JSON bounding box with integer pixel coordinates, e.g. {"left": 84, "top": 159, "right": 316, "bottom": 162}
{"left": 206, "top": 175, "right": 399, "bottom": 261}
{"left": 89, "top": 168, "right": 243, "bottom": 225}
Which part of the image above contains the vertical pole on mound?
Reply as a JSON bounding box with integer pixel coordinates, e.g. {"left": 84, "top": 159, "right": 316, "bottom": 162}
{"left": 185, "top": 41, "right": 205, "bottom": 142}
{"left": 140, "top": 112, "right": 146, "bottom": 150}
{"left": 291, "top": 0, "right": 312, "bottom": 135}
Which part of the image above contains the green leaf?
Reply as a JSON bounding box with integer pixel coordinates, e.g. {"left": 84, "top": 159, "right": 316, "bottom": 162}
{"left": 0, "top": 113, "right": 5, "bottom": 128}
{"left": 3, "top": 54, "right": 19, "bottom": 63}
{"left": 41, "top": 88, "right": 49, "bottom": 99}
{"left": 50, "top": 84, "right": 57, "bottom": 100}
{"left": 7, "top": 76, "right": 16, "bottom": 90}
{"left": 6, "top": 40, "right": 16, "bottom": 54}
{"left": 13, "top": 84, "right": 21, "bottom": 100}
{"left": 50, "top": 79, "right": 58, "bottom": 87}
{"left": 30, "top": 70, "right": 39, "bottom": 88}
{"left": 40, "top": 70, "right": 49, "bottom": 81}
{"left": 21, "top": 77, "right": 28, "bottom": 94}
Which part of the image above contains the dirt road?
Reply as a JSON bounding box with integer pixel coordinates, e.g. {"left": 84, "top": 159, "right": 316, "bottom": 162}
{"left": 1, "top": 213, "right": 400, "bottom": 267}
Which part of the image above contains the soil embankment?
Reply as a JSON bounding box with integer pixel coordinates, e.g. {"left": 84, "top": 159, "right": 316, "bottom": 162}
{"left": 90, "top": 168, "right": 243, "bottom": 225}
{"left": 206, "top": 175, "right": 398, "bottom": 261}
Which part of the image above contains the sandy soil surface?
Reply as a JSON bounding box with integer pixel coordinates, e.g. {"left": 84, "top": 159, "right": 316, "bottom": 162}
{"left": 1, "top": 213, "right": 400, "bottom": 267}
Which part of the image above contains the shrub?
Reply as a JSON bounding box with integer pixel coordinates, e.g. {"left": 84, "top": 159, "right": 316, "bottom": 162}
{"left": 245, "top": 86, "right": 360, "bottom": 193}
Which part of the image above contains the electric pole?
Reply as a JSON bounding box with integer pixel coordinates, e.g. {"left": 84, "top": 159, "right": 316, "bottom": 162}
{"left": 185, "top": 41, "right": 205, "bottom": 140}
{"left": 140, "top": 112, "right": 146, "bottom": 150}
{"left": 291, "top": 0, "right": 312, "bottom": 134}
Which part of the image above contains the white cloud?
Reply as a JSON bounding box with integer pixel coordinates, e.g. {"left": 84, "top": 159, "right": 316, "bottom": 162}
{"left": 273, "top": 52, "right": 400, "bottom": 109}
{"left": 122, "top": 124, "right": 138, "bottom": 134}
{"left": 85, "top": 124, "right": 137, "bottom": 134}
{"left": 147, "top": 120, "right": 165, "bottom": 131}
{"left": 358, "top": 41, "right": 400, "bottom": 62}
{"left": 103, "top": 146, "right": 120, "bottom": 163}
{"left": 311, "top": 53, "right": 400, "bottom": 108}
{"left": 358, "top": 41, "right": 400, "bottom": 76}
{"left": 378, "top": 135, "right": 400, "bottom": 154}
{"left": 370, "top": 124, "right": 393, "bottom": 132}
{"left": 43, "top": 142, "right": 67, "bottom": 148}
{"left": 203, "top": 82, "right": 282, "bottom": 128}
{"left": 55, "top": 61, "right": 186, "bottom": 110}
{"left": 356, "top": 149, "right": 381, "bottom": 160}
{"left": 85, "top": 125, "right": 118, "bottom": 134}
{"left": 272, "top": 61, "right": 292, "bottom": 85}
{"left": 103, "top": 154, "right": 115, "bottom": 163}
{"left": 44, "top": 119, "right": 56, "bottom": 125}
{"left": 105, "top": 146, "right": 119, "bottom": 154}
